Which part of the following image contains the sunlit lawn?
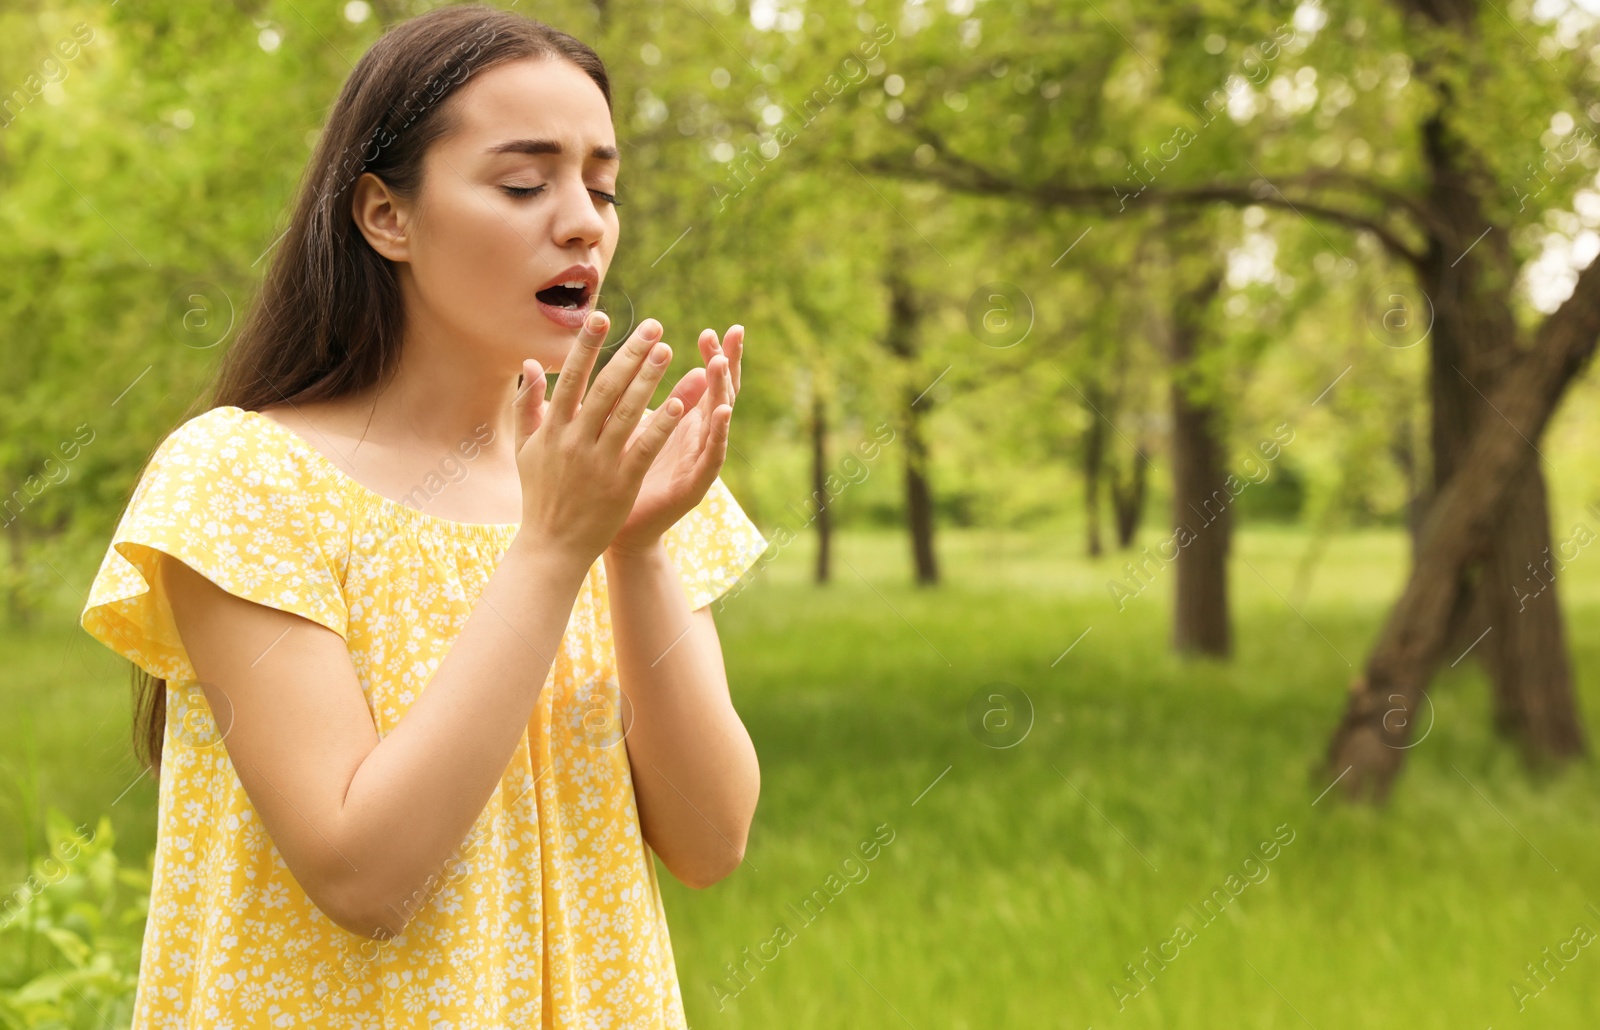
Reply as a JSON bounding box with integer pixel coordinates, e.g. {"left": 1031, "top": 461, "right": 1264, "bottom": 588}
{"left": 6, "top": 521, "right": 1600, "bottom": 1028}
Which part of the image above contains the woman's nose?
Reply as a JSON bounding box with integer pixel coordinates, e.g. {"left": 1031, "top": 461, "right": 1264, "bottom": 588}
{"left": 552, "top": 177, "right": 608, "bottom": 248}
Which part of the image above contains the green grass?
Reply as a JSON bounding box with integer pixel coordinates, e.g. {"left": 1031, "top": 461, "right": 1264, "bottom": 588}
{"left": 7, "top": 523, "right": 1600, "bottom": 1028}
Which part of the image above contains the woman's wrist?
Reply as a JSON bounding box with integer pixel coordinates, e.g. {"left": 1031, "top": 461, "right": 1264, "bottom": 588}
{"left": 507, "top": 532, "right": 596, "bottom": 589}
{"left": 603, "top": 535, "right": 670, "bottom": 569}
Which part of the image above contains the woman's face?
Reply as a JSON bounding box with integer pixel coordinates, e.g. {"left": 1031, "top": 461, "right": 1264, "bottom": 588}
{"left": 359, "top": 56, "right": 620, "bottom": 375}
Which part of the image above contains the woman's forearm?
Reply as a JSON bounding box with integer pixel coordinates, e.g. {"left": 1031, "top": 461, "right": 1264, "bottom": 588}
{"left": 333, "top": 534, "right": 591, "bottom": 935}
{"left": 604, "top": 540, "right": 760, "bottom": 888}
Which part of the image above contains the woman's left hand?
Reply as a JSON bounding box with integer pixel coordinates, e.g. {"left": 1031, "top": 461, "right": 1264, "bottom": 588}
{"left": 606, "top": 324, "right": 744, "bottom": 557}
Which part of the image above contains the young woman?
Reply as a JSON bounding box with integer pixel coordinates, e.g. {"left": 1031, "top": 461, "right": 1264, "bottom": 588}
{"left": 78, "top": 6, "right": 768, "bottom": 1026}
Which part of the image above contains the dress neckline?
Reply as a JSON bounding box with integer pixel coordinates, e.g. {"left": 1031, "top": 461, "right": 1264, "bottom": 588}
{"left": 225, "top": 406, "right": 522, "bottom": 539}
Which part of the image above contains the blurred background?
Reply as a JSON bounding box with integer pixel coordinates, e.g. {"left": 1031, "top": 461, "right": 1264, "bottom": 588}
{"left": 5, "top": 0, "right": 1600, "bottom": 1026}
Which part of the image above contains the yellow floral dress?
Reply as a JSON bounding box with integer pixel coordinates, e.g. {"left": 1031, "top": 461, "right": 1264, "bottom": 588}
{"left": 79, "top": 404, "right": 768, "bottom": 1029}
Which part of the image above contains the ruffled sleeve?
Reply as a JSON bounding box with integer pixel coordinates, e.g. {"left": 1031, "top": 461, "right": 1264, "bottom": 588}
{"left": 79, "top": 408, "right": 350, "bottom": 684}
{"left": 660, "top": 474, "right": 769, "bottom": 611}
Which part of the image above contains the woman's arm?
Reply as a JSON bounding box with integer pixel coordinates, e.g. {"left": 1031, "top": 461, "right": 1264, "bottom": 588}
{"left": 603, "top": 541, "right": 760, "bottom": 888}
{"left": 163, "top": 535, "right": 590, "bottom": 939}
{"left": 162, "top": 319, "right": 686, "bottom": 940}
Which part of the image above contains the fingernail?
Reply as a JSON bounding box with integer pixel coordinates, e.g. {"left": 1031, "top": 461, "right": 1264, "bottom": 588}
{"left": 650, "top": 344, "right": 669, "bottom": 364}
{"left": 586, "top": 312, "right": 606, "bottom": 332}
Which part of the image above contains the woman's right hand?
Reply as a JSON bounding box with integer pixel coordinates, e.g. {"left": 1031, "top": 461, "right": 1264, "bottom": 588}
{"left": 511, "top": 312, "right": 691, "bottom": 564}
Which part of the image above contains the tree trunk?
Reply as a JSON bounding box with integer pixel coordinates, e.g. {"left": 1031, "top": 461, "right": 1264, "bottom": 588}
{"left": 1109, "top": 448, "right": 1148, "bottom": 549}
{"left": 1326, "top": 80, "right": 1589, "bottom": 794}
{"left": 810, "top": 390, "right": 832, "bottom": 584}
{"left": 883, "top": 255, "right": 939, "bottom": 586}
{"left": 1417, "top": 112, "right": 1586, "bottom": 767}
{"left": 1387, "top": 418, "right": 1424, "bottom": 555}
{"left": 904, "top": 410, "right": 939, "bottom": 586}
{"left": 1083, "top": 386, "right": 1106, "bottom": 558}
{"left": 1323, "top": 248, "right": 1600, "bottom": 801}
{"left": 1169, "top": 270, "right": 1230, "bottom": 657}
{"left": 1477, "top": 462, "right": 1585, "bottom": 763}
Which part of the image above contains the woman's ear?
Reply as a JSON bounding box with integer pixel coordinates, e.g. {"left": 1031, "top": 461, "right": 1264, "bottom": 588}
{"left": 350, "top": 171, "right": 411, "bottom": 262}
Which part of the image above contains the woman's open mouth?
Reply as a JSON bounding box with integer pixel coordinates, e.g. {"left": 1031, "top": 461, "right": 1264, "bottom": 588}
{"left": 535, "top": 265, "right": 600, "bottom": 329}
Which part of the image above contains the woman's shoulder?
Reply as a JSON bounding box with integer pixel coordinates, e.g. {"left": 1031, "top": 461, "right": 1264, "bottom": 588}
{"left": 138, "top": 405, "right": 345, "bottom": 517}
{"left": 157, "top": 404, "right": 283, "bottom": 462}
{"left": 81, "top": 404, "right": 355, "bottom": 677}
{"left": 159, "top": 404, "right": 338, "bottom": 476}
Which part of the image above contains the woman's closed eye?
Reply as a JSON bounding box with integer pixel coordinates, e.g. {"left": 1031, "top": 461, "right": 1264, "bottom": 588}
{"left": 500, "top": 184, "right": 622, "bottom": 206}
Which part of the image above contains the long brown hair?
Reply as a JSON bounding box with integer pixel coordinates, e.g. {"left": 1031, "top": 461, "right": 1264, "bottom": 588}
{"left": 132, "top": 3, "right": 612, "bottom": 775}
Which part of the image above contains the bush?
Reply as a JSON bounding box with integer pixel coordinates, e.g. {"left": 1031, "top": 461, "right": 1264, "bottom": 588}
{"left": 0, "top": 808, "right": 149, "bottom": 1029}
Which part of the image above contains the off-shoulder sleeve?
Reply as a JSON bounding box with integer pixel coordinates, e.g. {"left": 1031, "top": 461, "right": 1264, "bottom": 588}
{"left": 661, "top": 475, "right": 769, "bottom": 611}
{"left": 79, "top": 409, "right": 350, "bottom": 683}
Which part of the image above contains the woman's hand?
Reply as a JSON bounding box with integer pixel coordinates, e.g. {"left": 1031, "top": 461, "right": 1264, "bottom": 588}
{"left": 607, "top": 324, "right": 745, "bottom": 557}
{"left": 512, "top": 314, "right": 691, "bottom": 566}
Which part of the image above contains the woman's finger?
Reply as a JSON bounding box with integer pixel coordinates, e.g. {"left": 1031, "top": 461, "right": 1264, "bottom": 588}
{"left": 723, "top": 324, "right": 744, "bottom": 397}
{"left": 622, "top": 396, "right": 687, "bottom": 481}
{"left": 597, "top": 338, "right": 673, "bottom": 453}
{"left": 697, "top": 327, "right": 719, "bottom": 367}
{"left": 576, "top": 318, "right": 665, "bottom": 439}
{"left": 514, "top": 358, "right": 547, "bottom": 451}
{"left": 690, "top": 366, "right": 718, "bottom": 455}
{"left": 706, "top": 353, "right": 731, "bottom": 415}
{"left": 546, "top": 311, "right": 609, "bottom": 427}
{"left": 694, "top": 403, "right": 732, "bottom": 483}
{"left": 663, "top": 366, "right": 709, "bottom": 420}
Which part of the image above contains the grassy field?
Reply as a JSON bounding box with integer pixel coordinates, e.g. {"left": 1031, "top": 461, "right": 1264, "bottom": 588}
{"left": 6, "top": 523, "right": 1600, "bottom": 1028}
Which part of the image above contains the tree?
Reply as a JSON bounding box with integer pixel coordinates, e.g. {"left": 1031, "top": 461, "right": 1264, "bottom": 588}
{"left": 860, "top": 0, "right": 1600, "bottom": 796}
{"left": 1167, "top": 259, "right": 1232, "bottom": 656}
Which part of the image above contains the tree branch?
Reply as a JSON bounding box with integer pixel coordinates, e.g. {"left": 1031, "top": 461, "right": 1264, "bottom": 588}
{"left": 1274, "top": 169, "right": 1442, "bottom": 239}
{"left": 867, "top": 125, "right": 1428, "bottom": 267}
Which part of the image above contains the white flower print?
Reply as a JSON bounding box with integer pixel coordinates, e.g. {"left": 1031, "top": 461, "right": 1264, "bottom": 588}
{"left": 80, "top": 405, "right": 767, "bottom": 1028}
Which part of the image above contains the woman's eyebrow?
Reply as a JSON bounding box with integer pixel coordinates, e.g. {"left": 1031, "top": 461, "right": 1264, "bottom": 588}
{"left": 484, "top": 137, "right": 619, "bottom": 161}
